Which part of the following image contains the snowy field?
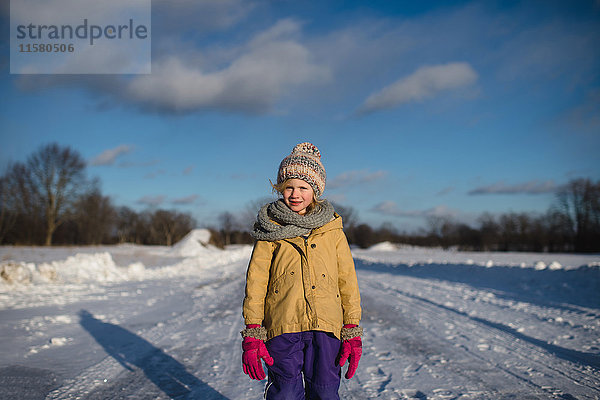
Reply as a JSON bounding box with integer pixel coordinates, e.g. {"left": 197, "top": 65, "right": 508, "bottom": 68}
{"left": 1, "top": 230, "right": 599, "bottom": 400}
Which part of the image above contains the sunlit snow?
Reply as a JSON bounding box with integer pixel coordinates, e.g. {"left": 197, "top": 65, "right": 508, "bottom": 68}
{"left": 1, "top": 233, "right": 598, "bottom": 399}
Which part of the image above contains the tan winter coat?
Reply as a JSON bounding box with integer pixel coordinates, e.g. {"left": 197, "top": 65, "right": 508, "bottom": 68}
{"left": 243, "top": 214, "right": 361, "bottom": 340}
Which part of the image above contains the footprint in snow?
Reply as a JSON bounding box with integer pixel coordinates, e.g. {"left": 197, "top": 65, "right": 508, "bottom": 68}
{"left": 403, "top": 362, "right": 422, "bottom": 378}
{"left": 401, "top": 388, "right": 427, "bottom": 399}
{"left": 376, "top": 351, "right": 394, "bottom": 361}
{"left": 432, "top": 388, "right": 457, "bottom": 399}
{"left": 363, "top": 365, "right": 392, "bottom": 394}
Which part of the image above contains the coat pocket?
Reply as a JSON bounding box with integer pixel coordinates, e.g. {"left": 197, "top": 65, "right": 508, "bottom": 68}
{"left": 264, "top": 268, "right": 301, "bottom": 327}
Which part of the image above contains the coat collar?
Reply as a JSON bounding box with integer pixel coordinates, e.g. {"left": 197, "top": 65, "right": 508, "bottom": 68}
{"left": 311, "top": 213, "right": 343, "bottom": 235}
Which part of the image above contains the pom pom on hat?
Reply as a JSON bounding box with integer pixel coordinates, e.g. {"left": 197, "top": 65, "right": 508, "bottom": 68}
{"left": 277, "top": 142, "right": 326, "bottom": 197}
{"left": 292, "top": 142, "right": 321, "bottom": 159}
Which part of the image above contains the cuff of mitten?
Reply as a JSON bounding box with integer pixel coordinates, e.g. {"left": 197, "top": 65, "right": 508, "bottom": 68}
{"left": 240, "top": 326, "right": 267, "bottom": 341}
{"left": 340, "top": 325, "right": 363, "bottom": 341}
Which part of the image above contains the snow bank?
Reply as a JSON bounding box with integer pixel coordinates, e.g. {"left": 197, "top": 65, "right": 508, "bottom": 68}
{"left": 0, "top": 262, "right": 34, "bottom": 284}
{"left": 354, "top": 242, "right": 600, "bottom": 270}
{"left": 368, "top": 241, "right": 399, "bottom": 251}
{"left": 171, "top": 229, "right": 216, "bottom": 257}
{"left": 0, "top": 241, "right": 253, "bottom": 288}
{"left": 39, "top": 253, "right": 126, "bottom": 283}
{"left": 0, "top": 253, "right": 137, "bottom": 285}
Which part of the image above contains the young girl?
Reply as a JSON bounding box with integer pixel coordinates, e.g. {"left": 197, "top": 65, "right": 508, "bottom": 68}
{"left": 241, "top": 142, "right": 363, "bottom": 399}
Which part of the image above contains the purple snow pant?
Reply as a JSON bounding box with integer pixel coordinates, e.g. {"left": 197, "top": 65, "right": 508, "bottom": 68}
{"left": 264, "top": 331, "right": 342, "bottom": 400}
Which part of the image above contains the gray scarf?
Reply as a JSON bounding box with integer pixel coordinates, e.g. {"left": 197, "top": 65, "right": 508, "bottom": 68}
{"left": 251, "top": 199, "right": 335, "bottom": 241}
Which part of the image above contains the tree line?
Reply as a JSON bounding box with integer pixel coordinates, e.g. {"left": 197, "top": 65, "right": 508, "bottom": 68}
{"left": 341, "top": 179, "right": 599, "bottom": 252}
{"left": 1, "top": 143, "right": 598, "bottom": 252}
{"left": 0, "top": 143, "right": 195, "bottom": 246}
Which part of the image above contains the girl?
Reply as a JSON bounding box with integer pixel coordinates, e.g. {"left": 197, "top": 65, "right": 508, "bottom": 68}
{"left": 241, "top": 142, "right": 363, "bottom": 400}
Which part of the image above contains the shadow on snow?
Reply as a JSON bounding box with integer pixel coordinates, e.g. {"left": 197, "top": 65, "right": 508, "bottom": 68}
{"left": 79, "top": 310, "right": 228, "bottom": 399}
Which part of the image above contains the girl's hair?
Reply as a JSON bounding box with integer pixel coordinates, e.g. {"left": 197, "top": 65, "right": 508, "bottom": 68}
{"left": 271, "top": 179, "right": 323, "bottom": 214}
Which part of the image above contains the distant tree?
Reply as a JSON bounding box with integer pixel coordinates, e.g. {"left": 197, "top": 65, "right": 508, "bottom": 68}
{"left": 555, "top": 178, "right": 600, "bottom": 252}
{"left": 240, "top": 197, "right": 273, "bottom": 231}
{"left": 498, "top": 213, "right": 520, "bottom": 251}
{"left": 376, "top": 222, "right": 398, "bottom": 243}
{"left": 6, "top": 143, "right": 87, "bottom": 245}
{"left": 136, "top": 211, "right": 154, "bottom": 244}
{"left": 353, "top": 224, "right": 376, "bottom": 249}
{"left": 1, "top": 161, "right": 44, "bottom": 244}
{"left": 150, "top": 209, "right": 195, "bottom": 246}
{"left": 0, "top": 176, "right": 17, "bottom": 243}
{"left": 425, "top": 215, "right": 455, "bottom": 248}
{"left": 331, "top": 202, "right": 359, "bottom": 232}
{"left": 74, "top": 188, "right": 117, "bottom": 244}
{"left": 218, "top": 211, "right": 238, "bottom": 246}
{"left": 115, "top": 206, "right": 142, "bottom": 244}
{"left": 454, "top": 223, "right": 481, "bottom": 251}
{"left": 478, "top": 213, "right": 499, "bottom": 251}
{"left": 527, "top": 215, "right": 547, "bottom": 252}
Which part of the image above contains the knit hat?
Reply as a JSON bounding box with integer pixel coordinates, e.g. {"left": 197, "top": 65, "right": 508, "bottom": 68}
{"left": 277, "top": 142, "right": 326, "bottom": 197}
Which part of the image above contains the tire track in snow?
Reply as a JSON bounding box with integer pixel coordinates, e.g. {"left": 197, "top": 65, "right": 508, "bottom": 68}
{"left": 385, "top": 275, "right": 600, "bottom": 388}
{"left": 357, "top": 269, "right": 600, "bottom": 399}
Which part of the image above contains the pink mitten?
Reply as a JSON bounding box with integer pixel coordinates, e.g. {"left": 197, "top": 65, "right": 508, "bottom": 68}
{"left": 241, "top": 325, "right": 273, "bottom": 380}
{"left": 338, "top": 324, "right": 363, "bottom": 379}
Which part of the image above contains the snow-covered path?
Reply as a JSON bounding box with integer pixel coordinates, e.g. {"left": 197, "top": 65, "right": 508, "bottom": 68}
{"left": 1, "top": 241, "right": 599, "bottom": 399}
{"left": 350, "top": 260, "right": 600, "bottom": 399}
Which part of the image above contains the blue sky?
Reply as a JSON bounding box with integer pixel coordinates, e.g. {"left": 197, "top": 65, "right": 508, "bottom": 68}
{"left": 1, "top": 0, "right": 599, "bottom": 231}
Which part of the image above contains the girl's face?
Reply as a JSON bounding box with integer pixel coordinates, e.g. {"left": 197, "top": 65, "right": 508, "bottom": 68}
{"left": 282, "top": 178, "right": 314, "bottom": 215}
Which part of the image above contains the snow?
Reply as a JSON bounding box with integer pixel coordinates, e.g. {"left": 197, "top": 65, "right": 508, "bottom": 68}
{"left": 368, "top": 241, "right": 400, "bottom": 252}
{"left": 171, "top": 229, "right": 215, "bottom": 257}
{"left": 0, "top": 243, "right": 599, "bottom": 399}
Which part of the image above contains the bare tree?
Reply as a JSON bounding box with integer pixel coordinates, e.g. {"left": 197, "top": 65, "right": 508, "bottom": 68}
{"left": 331, "top": 202, "right": 359, "bottom": 230}
{"left": 0, "top": 176, "right": 18, "bottom": 243}
{"left": 353, "top": 224, "right": 376, "bottom": 249}
{"left": 116, "top": 206, "right": 140, "bottom": 244}
{"left": 240, "top": 197, "right": 273, "bottom": 231}
{"left": 150, "top": 209, "right": 195, "bottom": 246}
{"left": 1, "top": 161, "right": 45, "bottom": 244}
{"left": 74, "top": 189, "right": 117, "bottom": 244}
{"left": 543, "top": 208, "right": 574, "bottom": 252}
{"left": 478, "top": 213, "right": 499, "bottom": 251}
{"left": 12, "top": 143, "right": 88, "bottom": 245}
{"left": 218, "top": 211, "right": 238, "bottom": 246}
{"left": 556, "top": 178, "right": 600, "bottom": 252}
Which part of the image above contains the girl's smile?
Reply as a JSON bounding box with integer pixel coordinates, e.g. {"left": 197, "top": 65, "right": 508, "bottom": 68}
{"left": 282, "top": 178, "right": 314, "bottom": 215}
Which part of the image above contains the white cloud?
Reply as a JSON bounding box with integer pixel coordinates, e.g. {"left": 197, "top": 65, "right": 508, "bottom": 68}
{"left": 14, "top": 18, "right": 329, "bottom": 114}
{"left": 118, "top": 159, "right": 160, "bottom": 168}
{"left": 358, "top": 62, "right": 478, "bottom": 114}
{"left": 171, "top": 195, "right": 199, "bottom": 205}
{"left": 328, "top": 170, "right": 387, "bottom": 189}
{"left": 90, "top": 145, "right": 133, "bottom": 166}
{"left": 124, "top": 19, "right": 330, "bottom": 114}
{"left": 137, "top": 195, "right": 166, "bottom": 207}
{"left": 468, "top": 180, "right": 559, "bottom": 195}
{"left": 9, "top": 0, "right": 148, "bottom": 25}
{"left": 152, "top": 0, "right": 254, "bottom": 35}
{"left": 14, "top": 2, "right": 598, "bottom": 117}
